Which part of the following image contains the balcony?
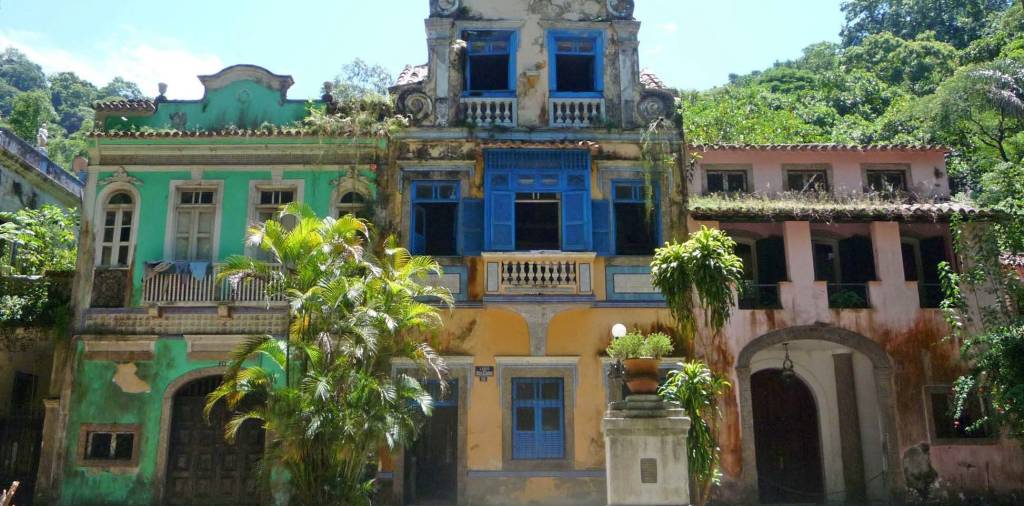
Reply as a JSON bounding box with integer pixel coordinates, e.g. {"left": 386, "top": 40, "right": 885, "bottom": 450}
{"left": 461, "top": 97, "right": 517, "bottom": 127}
{"left": 483, "top": 252, "right": 595, "bottom": 297}
{"left": 738, "top": 283, "right": 782, "bottom": 310}
{"left": 827, "top": 283, "right": 871, "bottom": 309}
{"left": 142, "top": 263, "right": 285, "bottom": 305}
{"left": 549, "top": 98, "right": 606, "bottom": 128}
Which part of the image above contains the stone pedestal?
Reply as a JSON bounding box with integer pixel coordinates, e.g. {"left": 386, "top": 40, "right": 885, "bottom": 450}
{"left": 603, "top": 395, "right": 691, "bottom": 506}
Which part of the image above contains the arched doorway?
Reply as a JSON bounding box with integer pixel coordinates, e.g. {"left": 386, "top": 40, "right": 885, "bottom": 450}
{"left": 736, "top": 326, "right": 901, "bottom": 504}
{"left": 164, "top": 376, "right": 265, "bottom": 505}
{"left": 752, "top": 369, "right": 825, "bottom": 504}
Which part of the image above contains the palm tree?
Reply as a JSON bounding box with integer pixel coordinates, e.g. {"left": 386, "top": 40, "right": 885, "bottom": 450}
{"left": 207, "top": 203, "right": 452, "bottom": 505}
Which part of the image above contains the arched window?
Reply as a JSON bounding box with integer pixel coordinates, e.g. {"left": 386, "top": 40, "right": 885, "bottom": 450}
{"left": 100, "top": 191, "right": 135, "bottom": 266}
{"left": 336, "top": 191, "right": 369, "bottom": 219}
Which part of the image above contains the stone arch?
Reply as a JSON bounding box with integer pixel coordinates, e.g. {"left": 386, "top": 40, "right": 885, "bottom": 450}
{"left": 152, "top": 367, "right": 226, "bottom": 504}
{"left": 735, "top": 325, "right": 902, "bottom": 504}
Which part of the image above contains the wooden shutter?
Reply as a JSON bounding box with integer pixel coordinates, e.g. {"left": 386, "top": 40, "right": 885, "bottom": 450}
{"left": 460, "top": 199, "right": 484, "bottom": 256}
{"left": 591, "top": 200, "right": 612, "bottom": 256}
{"left": 561, "top": 190, "right": 590, "bottom": 251}
{"left": 486, "top": 190, "right": 515, "bottom": 251}
{"left": 756, "top": 236, "right": 787, "bottom": 284}
{"left": 839, "top": 235, "right": 876, "bottom": 283}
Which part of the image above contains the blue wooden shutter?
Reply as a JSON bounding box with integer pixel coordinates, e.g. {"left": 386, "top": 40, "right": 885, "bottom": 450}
{"left": 487, "top": 190, "right": 515, "bottom": 251}
{"left": 412, "top": 205, "right": 426, "bottom": 254}
{"left": 562, "top": 190, "right": 590, "bottom": 251}
{"left": 511, "top": 378, "right": 564, "bottom": 460}
{"left": 592, "top": 200, "right": 612, "bottom": 256}
{"left": 461, "top": 199, "right": 484, "bottom": 256}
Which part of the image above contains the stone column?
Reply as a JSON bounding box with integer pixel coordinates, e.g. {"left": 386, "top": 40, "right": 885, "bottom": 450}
{"left": 34, "top": 398, "right": 62, "bottom": 503}
{"left": 425, "top": 17, "right": 454, "bottom": 126}
{"left": 833, "top": 352, "right": 867, "bottom": 503}
{"left": 612, "top": 20, "right": 641, "bottom": 127}
{"left": 603, "top": 396, "right": 691, "bottom": 506}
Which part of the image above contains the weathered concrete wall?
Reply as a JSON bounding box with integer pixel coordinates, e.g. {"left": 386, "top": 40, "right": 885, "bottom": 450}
{"left": 697, "top": 149, "right": 951, "bottom": 198}
{"left": 0, "top": 163, "right": 70, "bottom": 211}
{"left": 57, "top": 338, "right": 280, "bottom": 506}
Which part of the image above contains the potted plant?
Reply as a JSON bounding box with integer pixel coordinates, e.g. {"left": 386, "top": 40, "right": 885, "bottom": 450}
{"left": 607, "top": 331, "right": 675, "bottom": 394}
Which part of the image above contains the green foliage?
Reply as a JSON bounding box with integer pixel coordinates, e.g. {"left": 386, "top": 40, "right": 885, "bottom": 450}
{"left": 0, "top": 205, "right": 78, "bottom": 275}
{"left": 8, "top": 90, "right": 56, "bottom": 143}
{"left": 98, "top": 76, "right": 145, "bottom": 101}
{"left": 48, "top": 71, "right": 99, "bottom": 133}
{"left": 0, "top": 48, "right": 46, "bottom": 92}
{"left": 953, "top": 323, "right": 1024, "bottom": 437}
{"left": 829, "top": 289, "right": 870, "bottom": 308}
{"left": 328, "top": 59, "right": 394, "bottom": 101}
{"left": 659, "top": 361, "right": 731, "bottom": 506}
{"left": 210, "top": 203, "right": 452, "bottom": 504}
{"left": 843, "top": 32, "right": 959, "bottom": 95}
{"left": 606, "top": 331, "right": 675, "bottom": 359}
{"left": 839, "top": 0, "right": 1013, "bottom": 49}
{"left": 650, "top": 227, "right": 745, "bottom": 345}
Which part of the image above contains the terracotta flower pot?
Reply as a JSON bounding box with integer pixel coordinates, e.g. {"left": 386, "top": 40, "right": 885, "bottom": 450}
{"left": 623, "top": 358, "right": 660, "bottom": 395}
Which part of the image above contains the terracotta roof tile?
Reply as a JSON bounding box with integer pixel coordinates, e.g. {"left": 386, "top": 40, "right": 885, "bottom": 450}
{"left": 640, "top": 69, "right": 668, "bottom": 90}
{"left": 89, "top": 128, "right": 310, "bottom": 138}
{"left": 394, "top": 64, "right": 428, "bottom": 88}
{"left": 693, "top": 143, "right": 951, "bottom": 153}
{"left": 92, "top": 100, "right": 157, "bottom": 113}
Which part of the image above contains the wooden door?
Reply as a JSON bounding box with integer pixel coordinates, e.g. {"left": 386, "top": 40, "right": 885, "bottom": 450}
{"left": 406, "top": 380, "right": 458, "bottom": 504}
{"left": 165, "top": 376, "right": 264, "bottom": 506}
{"left": 752, "top": 369, "right": 825, "bottom": 504}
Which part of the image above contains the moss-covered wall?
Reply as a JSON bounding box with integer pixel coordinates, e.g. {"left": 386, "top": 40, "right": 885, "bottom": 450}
{"left": 58, "top": 339, "right": 278, "bottom": 505}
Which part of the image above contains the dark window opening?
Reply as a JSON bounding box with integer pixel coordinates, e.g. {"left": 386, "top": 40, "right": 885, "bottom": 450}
{"left": 10, "top": 371, "right": 39, "bottom": 412}
{"left": 555, "top": 55, "right": 595, "bottom": 92}
{"left": 552, "top": 36, "right": 598, "bottom": 93}
{"left": 735, "top": 237, "right": 786, "bottom": 310}
{"left": 85, "top": 431, "right": 135, "bottom": 461}
{"left": 415, "top": 203, "right": 458, "bottom": 256}
{"left": 866, "top": 170, "right": 908, "bottom": 194}
{"left": 786, "top": 171, "right": 829, "bottom": 193}
{"left": 464, "top": 30, "right": 513, "bottom": 93}
{"left": 930, "top": 390, "right": 992, "bottom": 440}
{"left": 904, "top": 237, "right": 950, "bottom": 308}
{"left": 706, "top": 171, "right": 748, "bottom": 194}
{"left": 815, "top": 236, "right": 876, "bottom": 308}
{"left": 515, "top": 193, "right": 560, "bottom": 251}
{"left": 614, "top": 203, "right": 657, "bottom": 255}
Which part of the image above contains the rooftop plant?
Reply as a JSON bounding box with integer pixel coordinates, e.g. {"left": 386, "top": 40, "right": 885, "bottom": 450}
{"left": 606, "top": 331, "right": 675, "bottom": 360}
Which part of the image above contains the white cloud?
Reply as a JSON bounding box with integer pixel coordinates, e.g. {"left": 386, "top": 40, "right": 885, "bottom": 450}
{"left": 657, "top": 23, "right": 679, "bottom": 34}
{"left": 0, "top": 29, "right": 224, "bottom": 99}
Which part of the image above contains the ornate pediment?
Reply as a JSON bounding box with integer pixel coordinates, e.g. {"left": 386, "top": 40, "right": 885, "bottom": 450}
{"left": 99, "top": 167, "right": 143, "bottom": 187}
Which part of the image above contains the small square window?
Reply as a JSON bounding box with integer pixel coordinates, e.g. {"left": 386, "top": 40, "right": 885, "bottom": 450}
{"left": 463, "top": 30, "right": 514, "bottom": 93}
{"left": 552, "top": 34, "right": 600, "bottom": 94}
{"left": 866, "top": 169, "right": 908, "bottom": 194}
{"left": 80, "top": 425, "right": 139, "bottom": 466}
{"left": 786, "top": 170, "right": 829, "bottom": 193}
{"left": 706, "top": 170, "right": 748, "bottom": 194}
{"left": 929, "top": 388, "right": 993, "bottom": 442}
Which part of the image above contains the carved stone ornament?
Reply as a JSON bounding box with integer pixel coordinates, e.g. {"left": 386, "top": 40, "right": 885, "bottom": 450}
{"left": 100, "top": 167, "right": 143, "bottom": 187}
{"left": 398, "top": 88, "right": 434, "bottom": 125}
{"left": 607, "top": 0, "right": 635, "bottom": 19}
{"left": 430, "top": 0, "right": 460, "bottom": 16}
{"left": 637, "top": 90, "right": 676, "bottom": 124}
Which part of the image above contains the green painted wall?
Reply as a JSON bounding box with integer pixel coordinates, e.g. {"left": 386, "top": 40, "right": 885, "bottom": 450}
{"left": 97, "top": 166, "right": 378, "bottom": 306}
{"left": 103, "top": 80, "right": 314, "bottom": 132}
{"left": 59, "top": 339, "right": 279, "bottom": 505}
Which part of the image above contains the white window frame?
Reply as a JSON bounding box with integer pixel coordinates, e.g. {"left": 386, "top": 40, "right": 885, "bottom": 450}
{"left": 93, "top": 183, "right": 141, "bottom": 267}
{"left": 331, "top": 177, "right": 372, "bottom": 219}
{"left": 163, "top": 180, "right": 224, "bottom": 262}
{"left": 246, "top": 179, "right": 305, "bottom": 257}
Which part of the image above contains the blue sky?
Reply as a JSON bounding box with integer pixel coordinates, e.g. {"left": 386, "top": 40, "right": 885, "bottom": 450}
{"left": 0, "top": 0, "right": 845, "bottom": 99}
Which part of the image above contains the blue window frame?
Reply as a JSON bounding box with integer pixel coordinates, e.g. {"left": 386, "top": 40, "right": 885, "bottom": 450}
{"left": 611, "top": 180, "right": 660, "bottom": 256}
{"left": 411, "top": 181, "right": 460, "bottom": 256}
{"left": 483, "top": 150, "right": 592, "bottom": 252}
{"left": 511, "top": 378, "right": 564, "bottom": 460}
{"left": 463, "top": 30, "right": 517, "bottom": 97}
{"left": 548, "top": 30, "right": 604, "bottom": 97}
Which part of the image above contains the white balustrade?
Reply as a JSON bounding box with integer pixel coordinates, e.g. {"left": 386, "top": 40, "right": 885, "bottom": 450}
{"left": 483, "top": 252, "right": 596, "bottom": 296}
{"left": 549, "top": 98, "right": 606, "bottom": 127}
{"left": 142, "top": 263, "right": 285, "bottom": 305}
{"left": 461, "top": 97, "right": 518, "bottom": 127}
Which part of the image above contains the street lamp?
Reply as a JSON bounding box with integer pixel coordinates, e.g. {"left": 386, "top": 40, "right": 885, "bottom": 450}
{"left": 608, "top": 323, "right": 628, "bottom": 380}
{"left": 780, "top": 343, "right": 797, "bottom": 383}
